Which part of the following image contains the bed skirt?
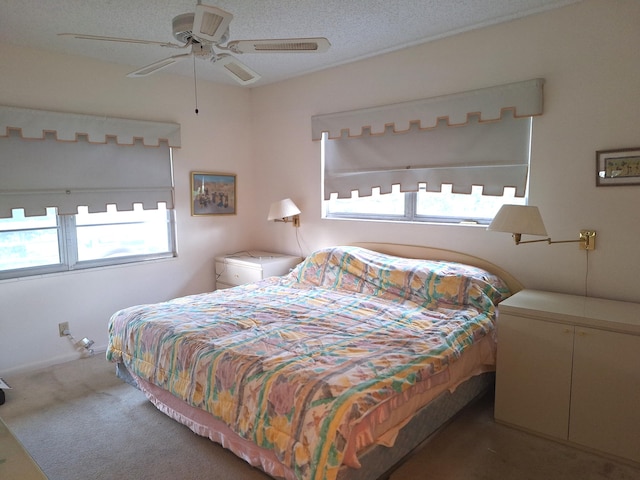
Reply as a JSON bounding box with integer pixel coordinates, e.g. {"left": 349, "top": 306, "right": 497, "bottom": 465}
{"left": 115, "top": 361, "right": 493, "bottom": 480}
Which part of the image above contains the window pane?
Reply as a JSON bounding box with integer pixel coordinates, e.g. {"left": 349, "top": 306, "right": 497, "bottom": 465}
{"left": 326, "top": 186, "right": 405, "bottom": 216}
{"left": 416, "top": 185, "right": 525, "bottom": 221}
{"left": 324, "top": 185, "right": 526, "bottom": 224}
{"left": 0, "top": 208, "right": 60, "bottom": 270}
{"left": 76, "top": 204, "right": 171, "bottom": 261}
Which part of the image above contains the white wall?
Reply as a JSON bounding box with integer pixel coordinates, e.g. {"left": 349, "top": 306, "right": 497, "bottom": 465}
{"left": 249, "top": 0, "right": 640, "bottom": 303}
{"left": 0, "top": 45, "right": 256, "bottom": 373}
{"left": 2, "top": 0, "right": 639, "bottom": 374}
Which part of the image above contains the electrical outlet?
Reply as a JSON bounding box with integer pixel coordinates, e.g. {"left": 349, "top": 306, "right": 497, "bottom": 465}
{"left": 58, "top": 322, "right": 69, "bottom": 337}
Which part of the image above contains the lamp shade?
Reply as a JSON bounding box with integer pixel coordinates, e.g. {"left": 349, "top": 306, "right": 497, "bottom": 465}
{"left": 267, "top": 198, "right": 301, "bottom": 220}
{"left": 487, "top": 205, "right": 548, "bottom": 236}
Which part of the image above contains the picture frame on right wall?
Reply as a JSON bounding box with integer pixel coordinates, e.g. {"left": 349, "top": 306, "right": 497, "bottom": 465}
{"left": 596, "top": 147, "right": 640, "bottom": 186}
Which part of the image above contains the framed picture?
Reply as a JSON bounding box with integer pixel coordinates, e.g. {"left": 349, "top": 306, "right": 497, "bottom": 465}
{"left": 596, "top": 147, "right": 640, "bottom": 186}
{"left": 190, "top": 172, "right": 236, "bottom": 216}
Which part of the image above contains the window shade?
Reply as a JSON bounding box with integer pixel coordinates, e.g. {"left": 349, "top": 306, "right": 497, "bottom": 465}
{"left": 0, "top": 106, "right": 180, "bottom": 218}
{"left": 312, "top": 79, "right": 543, "bottom": 200}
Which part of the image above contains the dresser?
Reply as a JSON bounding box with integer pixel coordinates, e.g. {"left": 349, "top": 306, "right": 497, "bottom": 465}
{"left": 215, "top": 251, "right": 302, "bottom": 290}
{"left": 494, "top": 289, "right": 640, "bottom": 464}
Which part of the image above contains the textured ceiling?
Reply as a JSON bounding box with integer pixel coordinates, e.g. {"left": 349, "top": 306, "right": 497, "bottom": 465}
{"left": 0, "top": 0, "right": 582, "bottom": 87}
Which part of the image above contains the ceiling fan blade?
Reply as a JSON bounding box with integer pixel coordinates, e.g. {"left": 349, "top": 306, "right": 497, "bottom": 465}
{"left": 127, "top": 53, "right": 191, "bottom": 78}
{"left": 212, "top": 54, "right": 260, "bottom": 86}
{"left": 58, "top": 33, "right": 185, "bottom": 49}
{"left": 192, "top": 4, "right": 233, "bottom": 43}
{"left": 227, "top": 37, "right": 330, "bottom": 54}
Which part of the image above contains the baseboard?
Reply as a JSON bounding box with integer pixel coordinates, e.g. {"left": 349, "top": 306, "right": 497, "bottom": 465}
{"left": 2, "top": 346, "right": 107, "bottom": 376}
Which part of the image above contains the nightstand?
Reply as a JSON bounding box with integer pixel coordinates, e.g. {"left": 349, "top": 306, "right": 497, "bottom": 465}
{"left": 215, "top": 251, "right": 302, "bottom": 290}
{"left": 494, "top": 289, "right": 640, "bottom": 465}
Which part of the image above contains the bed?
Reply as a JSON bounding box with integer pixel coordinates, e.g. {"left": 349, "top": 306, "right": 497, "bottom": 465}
{"left": 107, "top": 243, "right": 521, "bottom": 480}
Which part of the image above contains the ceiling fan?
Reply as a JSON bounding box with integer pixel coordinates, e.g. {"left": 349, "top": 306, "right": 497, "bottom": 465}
{"left": 58, "top": 2, "right": 330, "bottom": 86}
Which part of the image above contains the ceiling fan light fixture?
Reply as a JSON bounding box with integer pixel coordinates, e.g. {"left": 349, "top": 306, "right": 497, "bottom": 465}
{"left": 192, "top": 5, "right": 233, "bottom": 43}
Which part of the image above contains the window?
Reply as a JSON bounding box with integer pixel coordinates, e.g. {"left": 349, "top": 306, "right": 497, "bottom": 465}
{"left": 0, "top": 204, "right": 176, "bottom": 279}
{"left": 415, "top": 185, "right": 525, "bottom": 222}
{"left": 0, "top": 105, "right": 181, "bottom": 279}
{"left": 321, "top": 113, "right": 532, "bottom": 224}
{"left": 0, "top": 208, "right": 60, "bottom": 272}
{"left": 313, "top": 79, "right": 543, "bottom": 225}
{"left": 325, "top": 185, "right": 525, "bottom": 224}
{"left": 75, "top": 205, "right": 172, "bottom": 261}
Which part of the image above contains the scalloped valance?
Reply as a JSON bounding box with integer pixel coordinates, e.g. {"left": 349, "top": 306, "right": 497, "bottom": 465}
{"left": 0, "top": 105, "right": 181, "bottom": 147}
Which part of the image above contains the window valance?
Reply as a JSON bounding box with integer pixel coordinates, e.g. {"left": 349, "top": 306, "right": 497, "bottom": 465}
{"left": 313, "top": 79, "right": 544, "bottom": 200}
{"left": 311, "top": 78, "right": 543, "bottom": 140}
{"left": 0, "top": 105, "right": 181, "bottom": 147}
{"left": 0, "top": 106, "right": 178, "bottom": 217}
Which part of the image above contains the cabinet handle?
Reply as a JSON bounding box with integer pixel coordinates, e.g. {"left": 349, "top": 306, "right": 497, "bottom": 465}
{"left": 563, "top": 328, "right": 572, "bottom": 334}
{"left": 577, "top": 330, "right": 587, "bottom": 336}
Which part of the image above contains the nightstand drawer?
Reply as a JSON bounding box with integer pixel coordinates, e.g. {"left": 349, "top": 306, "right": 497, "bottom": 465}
{"left": 215, "top": 262, "right": 262, "bottom": 286}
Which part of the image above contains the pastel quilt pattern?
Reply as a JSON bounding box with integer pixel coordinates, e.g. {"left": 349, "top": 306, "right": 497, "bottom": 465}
{"left": 107, "top": 246, "right": 511, "bottom": 480}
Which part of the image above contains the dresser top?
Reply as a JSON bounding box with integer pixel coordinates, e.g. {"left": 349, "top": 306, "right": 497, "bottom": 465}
{"left": 499, "top": 289, "right": 640, "bottom": 335}
{"left": 215, "top": 251, "right": 301, "bottom": 267}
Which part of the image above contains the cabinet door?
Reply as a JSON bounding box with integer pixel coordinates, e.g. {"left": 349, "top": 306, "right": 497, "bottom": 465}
{"left": 494, "top": 314, "right": 574, "bottom": 439}
{"left": 570, "top": 327, "right": 640, "bottom": 463}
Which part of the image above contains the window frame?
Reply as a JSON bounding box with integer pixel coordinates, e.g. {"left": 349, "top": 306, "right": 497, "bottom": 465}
{"left": 324, "top": 185, "right": 527, "bottom": 226}
{"left": 0, "top": 207, "right": 177, "bottom": 281}
{"left": 325, "top": 191, "right": 494, "bottom": 225}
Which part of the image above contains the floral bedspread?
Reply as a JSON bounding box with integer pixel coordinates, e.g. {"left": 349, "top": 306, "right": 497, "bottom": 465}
{"left": 107, "top": 246, "right": 511, "bottom": 480}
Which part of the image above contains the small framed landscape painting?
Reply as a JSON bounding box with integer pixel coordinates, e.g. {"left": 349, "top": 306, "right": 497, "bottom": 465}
{"left": 596, "top": 147, "right": 640, "bottom": 186}
{"left": 190, "top": 172, "right": 237, "bottom": 216}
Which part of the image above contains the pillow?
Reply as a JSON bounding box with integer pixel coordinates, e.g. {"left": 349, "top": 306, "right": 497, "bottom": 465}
{"left": 289, "top": 246, "right": 511, "bottom": 308}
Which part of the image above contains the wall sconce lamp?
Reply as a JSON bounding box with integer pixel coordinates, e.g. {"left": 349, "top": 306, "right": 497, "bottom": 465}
{"left": 267, "top": 198, "right": 301, "bottom": 227}
{"left": 488, "top": 205, "right": 596, "bottom": 250}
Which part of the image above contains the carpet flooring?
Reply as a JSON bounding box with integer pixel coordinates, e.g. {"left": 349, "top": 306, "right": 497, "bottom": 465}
{"left": 1, "top": 354, "right": 639, "bottom": 480}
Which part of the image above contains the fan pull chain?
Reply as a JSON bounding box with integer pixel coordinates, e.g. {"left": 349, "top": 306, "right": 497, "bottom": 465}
{"left": 193, "top": 55, "right": 199, "bottom": 115}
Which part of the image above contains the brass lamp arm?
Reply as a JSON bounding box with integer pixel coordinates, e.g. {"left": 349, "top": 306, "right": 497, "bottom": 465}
{"left": 512, "top": 231, "right": 596, "bottom": 250}
{"left": 512, "top": 234, "right": 550, "bottom": 245}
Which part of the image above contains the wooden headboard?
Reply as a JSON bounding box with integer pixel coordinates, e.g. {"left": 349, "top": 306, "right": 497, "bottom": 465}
{"left": 352, "top": 242, "right": 523, "bottom": 293}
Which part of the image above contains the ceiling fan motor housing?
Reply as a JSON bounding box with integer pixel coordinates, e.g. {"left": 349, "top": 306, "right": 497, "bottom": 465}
{"left": 173, "top": 13, "right": 196, "bottom": 43}
{"left": 172, "top": 13, "right": 229, "bottom": 45}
